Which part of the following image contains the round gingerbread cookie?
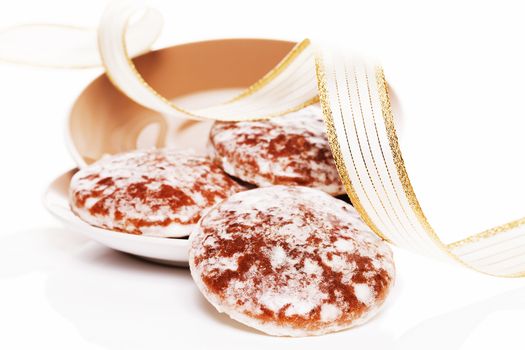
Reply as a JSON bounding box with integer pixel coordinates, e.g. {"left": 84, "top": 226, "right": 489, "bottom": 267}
{"left": 209, "top": 105, "right": 345, "bottom": 195}
{"left": 189, "top": 186, "right": 395, "bottom": 336}
{"left": 69, "top": 149, "right": 244, "bottom": 237}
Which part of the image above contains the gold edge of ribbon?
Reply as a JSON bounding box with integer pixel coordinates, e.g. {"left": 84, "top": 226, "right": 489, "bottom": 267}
{"left": 251, "top": 96, "right": 320, "bottom": 118}
{"left": 96, "top": 7, "right": 204, "bottom": 120}
{"left": 115, "top": 24, "right": 316, "bottom": 120}
{"left": 120, "top": 16, "right": 200, "bottom": 118}
{"left": 315, "top": 54, "right": 391, "bottom": 243}
{"left": 376, "top": 66, "right": 525, "bottom": 277}
{"left": 374, "top": 68, "right": 442, "bottom": 244}
{"left": 375, "top": 67, "right": 525, "bottom": 278}
{"left": 375, "top": 68, "right": 467, "bottom": 257}
{"left": 227, "top": 39, "right": 311, "bottom": 103}
{"left": 447, "top": 217, "right": 525, "bottom": 250}
{"left": 447, "top": 218, "right": 525, "bottom": 278}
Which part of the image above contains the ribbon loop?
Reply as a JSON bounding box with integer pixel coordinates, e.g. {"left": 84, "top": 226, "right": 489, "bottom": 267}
{"left": 2, "top": 0, "right": 525, "bottom": 277}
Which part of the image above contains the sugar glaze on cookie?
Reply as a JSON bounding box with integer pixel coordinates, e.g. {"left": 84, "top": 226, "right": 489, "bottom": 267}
{"left": 70, "top": 149, "right": 244, "bottom": 237}
{"left": 190, "top": 186, "right": 395, "bottom": 336}
{"left": 209, "top": 105, "right": 345, "bottom": 195}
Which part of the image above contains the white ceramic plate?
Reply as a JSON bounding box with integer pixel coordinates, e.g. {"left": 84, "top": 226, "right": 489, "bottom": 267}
{"left": 44, "top": 168, "right": 190, "bottom": 266}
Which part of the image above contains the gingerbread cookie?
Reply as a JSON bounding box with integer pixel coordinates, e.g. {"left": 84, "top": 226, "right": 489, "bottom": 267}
{"left": 209, "top": 106, "right": 345, "bottom": 195}
{"left": 190, "top": 185, "right": 394, "bottom": 336}
{"left": 70, "top": 149, "right": 244, "bottom": 237}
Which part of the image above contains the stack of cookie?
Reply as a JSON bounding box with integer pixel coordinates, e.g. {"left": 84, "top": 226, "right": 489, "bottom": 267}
{"left": 69, "top": 105, "right": 395, "bottom": 336}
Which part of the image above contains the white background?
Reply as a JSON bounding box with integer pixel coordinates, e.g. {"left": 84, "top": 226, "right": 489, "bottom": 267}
{"left": 1, "top": 0, "right": 525, "bottom": 349}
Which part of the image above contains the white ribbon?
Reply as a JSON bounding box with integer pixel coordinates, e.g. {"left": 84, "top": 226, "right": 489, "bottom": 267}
{"left": 0, "top": 4, "right": 162, "bottom": 68}
{"left": 98, "top": 0, "right": 318, "bottom": 122}
{"left": 2, "top": 0, "right": 525, "bottom": 277}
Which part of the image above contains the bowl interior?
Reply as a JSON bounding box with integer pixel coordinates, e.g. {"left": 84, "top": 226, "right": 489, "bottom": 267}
{"left": 68, "top": 38, "right": 296, "bottom": 166}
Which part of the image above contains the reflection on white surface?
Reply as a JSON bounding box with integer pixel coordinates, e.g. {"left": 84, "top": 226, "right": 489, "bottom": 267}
{"left": 394, "top": 288, "right": 525, "bottom": 350}
{"left": 1, "top": 227, "right": 524, "bottom": 350}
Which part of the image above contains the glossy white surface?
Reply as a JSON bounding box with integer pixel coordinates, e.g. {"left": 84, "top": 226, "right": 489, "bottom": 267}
{"left": 1, "top": 1, "right": 525, "bottom": 349}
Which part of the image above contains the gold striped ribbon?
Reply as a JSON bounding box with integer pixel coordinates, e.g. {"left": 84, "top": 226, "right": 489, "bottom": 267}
{"left": 2, "top": 0, "right": 524, "bottom": 277}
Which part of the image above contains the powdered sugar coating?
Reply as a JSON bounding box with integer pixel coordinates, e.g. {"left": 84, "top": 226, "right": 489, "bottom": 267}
{"left": 209, "top": 105, "right": 345, "bottom": 195}
{"left": 190, "top": 186, "right": 395, "bottom": 336}
{"left": 69, "top": 149, "right": 244, "bottom": 237}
